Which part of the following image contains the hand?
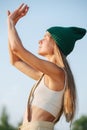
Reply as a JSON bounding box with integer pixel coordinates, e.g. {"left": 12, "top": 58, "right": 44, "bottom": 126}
{"left": 7, "top": 3, "right": 29, "bottom": 25}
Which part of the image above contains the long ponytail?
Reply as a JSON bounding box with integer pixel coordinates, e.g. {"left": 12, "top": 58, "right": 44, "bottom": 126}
{"left": 54, "top": 44, "right": 77, "bottom": 124}
{"left": 59, "top": 48, "right": 77, "bottom": 123}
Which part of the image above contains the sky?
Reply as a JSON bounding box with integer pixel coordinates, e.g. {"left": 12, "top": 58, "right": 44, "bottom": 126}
{"left": 0, "top": 0, "right": 87, "bottom": 129}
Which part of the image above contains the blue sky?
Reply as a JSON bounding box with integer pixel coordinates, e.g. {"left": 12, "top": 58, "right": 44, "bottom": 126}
{"left": 0, "top": 0, "right": 87, "bottom": 129}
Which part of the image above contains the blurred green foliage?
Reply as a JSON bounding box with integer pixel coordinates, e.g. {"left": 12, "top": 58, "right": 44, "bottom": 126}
{"left": 0, "top": 106, "right": 19, "bottom": 130}
{"left": 72, "top": 115, "right": 87, "bottom": 130}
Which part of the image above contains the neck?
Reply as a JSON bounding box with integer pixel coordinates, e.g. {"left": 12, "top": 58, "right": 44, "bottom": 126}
{"left": 45, "top": 50, "right": 64, "bottom": 68}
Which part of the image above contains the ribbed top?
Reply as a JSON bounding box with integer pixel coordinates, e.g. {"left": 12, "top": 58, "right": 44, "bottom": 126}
{"left": 32, "top": 76, "right": 66, "bottom": 117}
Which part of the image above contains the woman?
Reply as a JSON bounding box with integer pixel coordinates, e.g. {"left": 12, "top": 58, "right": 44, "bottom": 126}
{"left": 7, "top": 4, "right": 86, "bottom": 130}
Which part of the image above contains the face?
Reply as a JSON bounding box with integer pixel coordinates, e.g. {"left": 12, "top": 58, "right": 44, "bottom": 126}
{"left": 38, "top": 32, "right": 54, "bottom": 56}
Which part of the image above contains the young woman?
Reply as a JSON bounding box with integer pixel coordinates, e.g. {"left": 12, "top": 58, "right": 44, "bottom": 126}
{"left": 7, "top": 4, "right": 86, "bottom": 130}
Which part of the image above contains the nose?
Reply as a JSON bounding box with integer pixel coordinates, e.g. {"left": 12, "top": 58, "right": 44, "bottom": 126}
{"left": 39, "top": 39, "right": 42, "bottom": 44}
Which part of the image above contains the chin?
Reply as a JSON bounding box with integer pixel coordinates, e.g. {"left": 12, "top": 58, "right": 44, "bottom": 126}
{"left": 38, "top": 51, "right": 44, "bottom": 56}
{"left": 38, "top": 50, "right": 40, "bottom": 54}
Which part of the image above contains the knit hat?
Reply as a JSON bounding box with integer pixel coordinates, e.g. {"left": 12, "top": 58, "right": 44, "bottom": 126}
{"left": 47, "top": 26, "right": 86, "bottom": 56}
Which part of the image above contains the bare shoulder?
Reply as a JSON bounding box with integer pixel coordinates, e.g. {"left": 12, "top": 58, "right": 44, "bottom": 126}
{"left": 44, "top": 67, "right": 65, "bottom": 91}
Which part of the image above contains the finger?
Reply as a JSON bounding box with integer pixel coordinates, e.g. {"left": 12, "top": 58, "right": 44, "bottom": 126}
{"left": 7, "top": 10, "right": 11, "bottom": 16}
{"left": 17, "top": 3, "right": 25, "bottom": 10}
{"left": 19, "top": 4, "right": 29, "bottom": 13}
{"left": 14, "top": 4, "right": 28, "bottom": 18}
{"left": 14, "top": 8, "right": 28, "bottom": 23}
{"left": 14, "top": 3, "right": 25, "bottom": 14}
{"left": 20, "top": 7, "right": 29, "bottom": 17}
{"left": 24, "top": 6, "right": 29, "bottom": 14}
{"left": 14, "top": 6, "right": 29, "bottom": 20}
{"left": 16, "top": 7, "right": 29, "bottom": 20}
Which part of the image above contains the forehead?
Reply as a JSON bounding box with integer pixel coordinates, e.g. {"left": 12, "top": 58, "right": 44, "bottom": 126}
{"left": 44, "top": 31, "right": 51, "bottom": 37}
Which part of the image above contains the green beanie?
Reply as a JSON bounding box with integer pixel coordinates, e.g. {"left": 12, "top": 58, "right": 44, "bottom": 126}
{"left": 47, "top": 26, "right": 86, "bottom": 56}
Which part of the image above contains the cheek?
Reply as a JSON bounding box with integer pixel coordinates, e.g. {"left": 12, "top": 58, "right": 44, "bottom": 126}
{"left": 38, "top": 40, "right": 54, "bottom": 55}
{"left": 47, "top": 43, "right": 54, "bottom": 53}
{"left": 38, "top": 45, "right": 49, "bottom": 55}
{"left": 38, "top": 45, "right": 47, "bottom": 55}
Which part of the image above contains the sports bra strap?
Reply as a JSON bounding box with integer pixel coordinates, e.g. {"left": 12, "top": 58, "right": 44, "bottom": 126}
{"left": 27, "top": 74, "right": 44, "bottom": 121}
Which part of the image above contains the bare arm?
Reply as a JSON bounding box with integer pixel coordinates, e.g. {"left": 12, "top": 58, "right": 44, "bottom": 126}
{"left": 7, "top": 3, "right": 62, "bottom": 81}
{"left": 8, "top": 41, "right": 42, "bottom": 80}
{"left": 7, "top": 4, "right": 42, "bottom": 80}
{"left": 8, "top": 40, "right": 20, "bottom": 65}
{"left": 8, "top": 21, "right": 62, "bottom": 80}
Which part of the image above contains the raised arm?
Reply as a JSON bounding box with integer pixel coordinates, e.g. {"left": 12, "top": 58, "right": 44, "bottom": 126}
{"left": 7, "top": 3, "right": 63, "bottom": 81}
{"left": 7, "top": 3, "right": 29, "bottom": 65}
{"left": 8, "top": 40, "right": 42, "bottom": 80}
{"left": 7, "top": 4, "right": 42, "bottom": 80}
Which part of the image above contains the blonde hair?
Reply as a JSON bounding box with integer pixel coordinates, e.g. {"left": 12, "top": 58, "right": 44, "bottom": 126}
{"left": 54, "top": 44, "right": 77, "bottom": 124}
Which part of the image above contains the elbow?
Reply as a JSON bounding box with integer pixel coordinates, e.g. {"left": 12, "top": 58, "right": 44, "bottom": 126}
{"left": 10, "top": 60, "right": 20, "bottom": 67}
{"left": 10, "top": 40, "right": 20, "bottom": 54}
{"left": 10, "top": 59, "right": 16, "bottom": 66}
{"left": 11, "top": 44, "right": 18, "bottom": 54}
{"left": 11, "top": 43, "right": 24, "bottom": 56}
{"left": 11, "top": 45, "right": 21, "bottom": 59}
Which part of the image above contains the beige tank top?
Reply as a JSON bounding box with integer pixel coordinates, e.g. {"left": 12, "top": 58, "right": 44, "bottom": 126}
{"left": 31, "top": 74, "right": 66, "bottom": 117}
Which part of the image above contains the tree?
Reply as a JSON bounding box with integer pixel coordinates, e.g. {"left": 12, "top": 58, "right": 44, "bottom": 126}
{"left": 0, "top": 106, "right": 17, "bottom": 130}
{"left": 0, "top": 107, "right": 9, "bottom": 127}
{"left": 72, "top": 115, "right": 87, "bottom": 130}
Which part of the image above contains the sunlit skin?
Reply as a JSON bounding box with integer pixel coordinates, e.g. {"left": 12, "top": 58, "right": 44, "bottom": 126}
{"left": 7, "top": 3, "right": 65, "bottom": 124}
{"left": 38, "top": 32, "right": 54, "bottom": 57}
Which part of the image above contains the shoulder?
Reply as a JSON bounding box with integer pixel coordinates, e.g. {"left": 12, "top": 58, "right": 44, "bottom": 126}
{"left": 45, "top": 67, "right": 66, "bottom": 91}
